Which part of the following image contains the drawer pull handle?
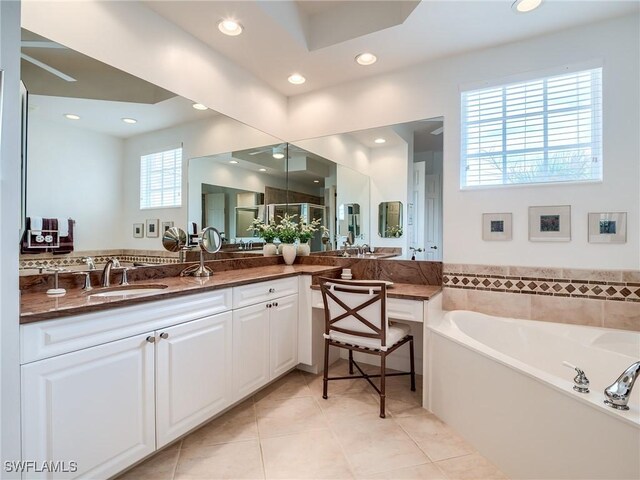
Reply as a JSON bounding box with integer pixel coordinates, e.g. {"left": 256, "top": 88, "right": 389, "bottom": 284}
{"left": 268, "top": 288, "right": 276, "bottom": 293}
{"left": 273, "top": 302, "right": 278, "bottom": 307}
{"left": 160, "top": 332, "right": 169, "bottom": 339}
{"left": 146, "top": 336, "right": 156, "bottom": 343}
{"left": 266, "top": 303, "right": 272, "bottom": 308}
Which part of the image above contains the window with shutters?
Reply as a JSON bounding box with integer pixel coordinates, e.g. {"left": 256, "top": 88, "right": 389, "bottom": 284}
{"left": 461, "top": 68, "right": 602, "bottom": 188}
{"left": 140, "top": 147, "right": 182, "bottom": 209}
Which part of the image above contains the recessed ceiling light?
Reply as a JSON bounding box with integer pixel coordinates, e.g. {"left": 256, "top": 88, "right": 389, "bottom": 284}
{"left": 192, "top": 103, "right": 208, "bottom": 110}
{"left": 229, "top": 160, "right": 239, "bottom": 164}
{"left": 259, "top": 168, "right": 267, "bottom": 172}
{"left": 288, "top": 73, "right": 306, "bottom": 85}
{"left": 374, "top": 138, "right": 386, "bottom": 144}
{"left": 355, "top": 52, "right": 377, "bottom": 66}
{"left": 313, "top": 180, "right": 320, "bottom": 184}
{"left": 64, "top": 113, "right": 80, "bottom": 120}
{"left": 122, "top": 118, "right": 137, "bottom": 124}
{"left": 218, "top": 19, "right": 243, "bottom": 36}
{"left": 273, "top": 153, "right": 285, "bottom": 159}
{"left": 512, "top": 0, "right": 543, "bottom": 13}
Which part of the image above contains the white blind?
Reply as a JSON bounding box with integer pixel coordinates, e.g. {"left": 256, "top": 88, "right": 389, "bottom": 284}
{"left": 140, "top": 147, "right": 182, "bottom": 209}
{"left": 461, "top": 68, "right": 602, "bottom": 188}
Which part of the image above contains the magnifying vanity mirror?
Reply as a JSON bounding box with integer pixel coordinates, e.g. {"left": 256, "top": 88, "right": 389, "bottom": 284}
{"left": 379, "top": 201, "right": 403, "bottom": 238}
{"left": 180, "top": 227, "right": 222, "bottom": 277}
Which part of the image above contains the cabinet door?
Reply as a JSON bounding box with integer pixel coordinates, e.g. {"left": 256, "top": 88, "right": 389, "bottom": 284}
{"left": 21, "top": 333, "right": 155, "bottom": 480}
{"left": 156, "top": 311, "right": 233, "bottom": 448}
{"left": 270, "top": 294, "right": 299, "bottom": 379}
{"left": 232, "top": 303, "right": 270, "bottom": 400}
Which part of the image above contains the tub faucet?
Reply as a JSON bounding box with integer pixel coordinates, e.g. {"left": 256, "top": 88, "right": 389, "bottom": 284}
{"left": 604, "top": 361, "right": 640, "bottom": 410}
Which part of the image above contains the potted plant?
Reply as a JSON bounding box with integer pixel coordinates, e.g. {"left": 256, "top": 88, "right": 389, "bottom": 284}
{"left": 276, "top": 214, "right": 299, "bottom": 265}
{"left": 247, "top": 218, "right": 278, "bottom": 256}
{"left": 297, "top": 217, "right": 322, "bottom": 256}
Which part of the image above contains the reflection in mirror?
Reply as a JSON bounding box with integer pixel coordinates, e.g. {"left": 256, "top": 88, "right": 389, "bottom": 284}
{"left": 189, "top": 144, "right": 336, "bottom": 252}
{"left": 379, "top": 202, "right": 403, "bottom": 237}
{"left": 19, "top": 28, "right": 282, "bottom": 273}
{"left": 339, "top": 203, "right": 360, "bottom": 237}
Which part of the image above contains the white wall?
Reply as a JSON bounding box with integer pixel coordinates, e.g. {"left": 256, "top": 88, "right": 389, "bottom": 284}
{"left": 293, "top": 134, "right": 371, "bottom": 175}
{"left": 0, "top": 0, "right": 22, "bottom": 470}
{"left": 27, "top": 116, "right": 124, "bottom": 251}
{"left": 288, "top": 15, "right": 640, "bottom": 269}
{"left": 122, "top": 114, "right": 281, "bottom": 250}
{"left": 21, "top": 0, "right": 289, "bottom": 139}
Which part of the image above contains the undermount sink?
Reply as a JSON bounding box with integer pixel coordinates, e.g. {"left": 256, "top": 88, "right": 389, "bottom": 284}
{"left": 88, "top": 284, "right": 168, "bottom": 297}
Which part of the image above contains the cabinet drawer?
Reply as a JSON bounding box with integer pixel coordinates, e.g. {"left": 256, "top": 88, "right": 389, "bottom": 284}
{"left": 232, "top": 277, "right": 298, "bottom": 309}
{"left": 387, "top": 298, "right": 424, "bottom": 323}
{"left": 21, "top": 289, "right": 232, "bottom": 364}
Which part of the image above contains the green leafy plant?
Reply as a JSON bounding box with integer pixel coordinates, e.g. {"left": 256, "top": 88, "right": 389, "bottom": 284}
{"left": 276, "top": 214, "right": 299, "bottom": 244}
{"left": 386, "top": 225, "right": 403, "bottom": 237}
{"left": 247, "top": 218, "right": 277, "bottom": 243}
{"left": 298, "top": 217, "right": 322, "bottom": 243}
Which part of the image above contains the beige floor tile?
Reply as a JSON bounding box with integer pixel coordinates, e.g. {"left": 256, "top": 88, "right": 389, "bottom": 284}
{"left": 260, "top": 428, "right": 354, "bottom": 479}
{"left": 359, "top": 462, "right": 447, "bottom": 480}
{"left": 331, "top": 420, "right": 429, "bottom": 476}
{"left": 256, "top": 395, "right": 327, "bottom": 438}
{"left": 253, "top": 370, "right": 311, "bottom": 403}
{"left": 396, "top": 415, "right": 474, "bottom": 462}
{"left": 174, "top": 439, "right": 264, "bottom": 480}
{"left": 182, "top": 401, "right": 258, "bottom": 449}
{"left": 436, "top": 453, "right": 508, "bottom": 480}
{"left": 304, "top": 370, "right": 373, "bottom": 397}
{"left": 116, "top": 445, "right": 181, "bottom": 480}
{"left": 317, "top": 392, "right": 384, "bottom": 425}
{"left": 382, "top": 396, "right": 429, "bottom": 418}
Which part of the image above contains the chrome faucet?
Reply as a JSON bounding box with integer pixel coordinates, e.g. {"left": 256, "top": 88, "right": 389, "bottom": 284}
{"left": 101, "top": 258, "right": 120, "bottom": 287}
{"left": 604, "top": 361, "right": 640, "bottom": 410}
{"left": 82, "top": 256, "right": 96, "bottom": 270}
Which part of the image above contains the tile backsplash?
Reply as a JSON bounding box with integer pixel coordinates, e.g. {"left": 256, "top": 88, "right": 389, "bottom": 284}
{"left": 443, "top": 263, "right": 640, "bottom": 331}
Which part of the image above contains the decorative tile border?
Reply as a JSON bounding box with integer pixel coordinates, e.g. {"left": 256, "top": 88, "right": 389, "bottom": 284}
{"left": 19, "top": 251, "right": 179, "bottom": 270}
{"left": 443, "top": 266, "right": 640, "bottom": 303}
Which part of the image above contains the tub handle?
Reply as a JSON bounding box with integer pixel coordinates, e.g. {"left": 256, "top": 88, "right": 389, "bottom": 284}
{"left": 563, "top": 361, "right": 590, "bottom": 394}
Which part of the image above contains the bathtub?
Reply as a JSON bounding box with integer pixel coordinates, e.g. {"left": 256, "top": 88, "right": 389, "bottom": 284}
{"left": 426, "top": 310, "right": 640, "bottom": 480}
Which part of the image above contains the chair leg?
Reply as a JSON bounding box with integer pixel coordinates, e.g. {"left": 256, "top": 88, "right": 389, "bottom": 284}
{"left": 322, "top": 338, "right": 330, "bottom": 399}
{"left": 379, "top": 354, "right": 386, "bottom": 418}
{"left": 348, "top": 349, "right": 354, "bottom": 374}
{"left": 409, "top": 337, "right": 416, "bottom": 392}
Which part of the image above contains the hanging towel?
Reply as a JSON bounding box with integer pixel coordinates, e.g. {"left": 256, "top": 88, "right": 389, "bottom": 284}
{"left": 54, "top": 218, "right": 74, "bottom": 255}
{"left": 30, "top": 216, "right": 43, "bottom": 234}
{"left": 57, "top": 217, "right": 69, "bottom": 237}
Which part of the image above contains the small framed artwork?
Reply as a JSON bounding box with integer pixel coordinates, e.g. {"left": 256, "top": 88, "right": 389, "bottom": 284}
{"left": 162, "top": 221, "right": 174, "bottom": 233}
{"left": 588, "top": 212, "right": 627, "bottom": 243}
{"left": 133, "top": 223, "right": 144, "bottom": 238}
{"left": 529, "top": 205, "right": 571, "bottom": 242}
{"left": 482, "top": 213, "right": 512, "bottom": 241}
{"left": 146, "top": 219, "right": 159, "bottom": 238}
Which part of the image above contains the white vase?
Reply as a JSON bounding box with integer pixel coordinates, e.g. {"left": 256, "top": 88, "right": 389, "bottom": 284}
{"left": 263, "top": 243, "right": 277, "bottom": 256}
{"left": 281, "top": 243, "right": 297, "bottom": 265}
{"left": 298, "top": 242, "right": 311, "bottom": 256}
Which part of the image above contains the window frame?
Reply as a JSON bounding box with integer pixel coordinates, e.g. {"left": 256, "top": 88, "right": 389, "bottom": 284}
{"left": 459, "top": 64, "right": 603, "bottom": 190}
{"left": 139, "top": 145, "right": 183, "bottom": 210}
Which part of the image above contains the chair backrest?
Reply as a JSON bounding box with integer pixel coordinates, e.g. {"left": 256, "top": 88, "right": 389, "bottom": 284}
{"left": 319, "top": 277, "right": 388, "bottom": 346}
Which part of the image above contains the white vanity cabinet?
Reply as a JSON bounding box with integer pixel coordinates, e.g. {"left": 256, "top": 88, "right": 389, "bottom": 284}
{"left": 155, "top": 311, "right": 233, "bottom": 448}
{"left": 232, "top": 278, "right": 299, "bottom": 401}
{"left": 21, "top": 332, "right": 156, "bottom": 480}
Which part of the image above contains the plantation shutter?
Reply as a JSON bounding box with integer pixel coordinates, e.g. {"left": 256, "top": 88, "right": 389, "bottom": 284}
{"left": 140, "top": 147, "right": 182, "bottom": 209}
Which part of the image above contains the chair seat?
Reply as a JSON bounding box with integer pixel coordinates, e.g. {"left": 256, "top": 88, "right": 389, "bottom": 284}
{"left": 328, "top": 321, "right": 411, "bottom": 351}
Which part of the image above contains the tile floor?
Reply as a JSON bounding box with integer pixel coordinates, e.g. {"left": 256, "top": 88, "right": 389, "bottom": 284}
{"left": 117, "top": 360, "right": 507, "bottom": 480}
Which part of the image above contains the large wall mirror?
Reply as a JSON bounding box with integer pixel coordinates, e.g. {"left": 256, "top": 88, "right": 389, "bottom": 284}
{"left": 19, "top": 28, "right": 285, "bottom": 271}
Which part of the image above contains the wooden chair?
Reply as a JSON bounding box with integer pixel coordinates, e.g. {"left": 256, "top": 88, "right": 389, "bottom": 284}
{"left": 319, "top": 277, "right": 416, "bottom": 418}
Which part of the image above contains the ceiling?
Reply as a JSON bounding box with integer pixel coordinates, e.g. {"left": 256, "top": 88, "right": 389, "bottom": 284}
{"left": 143, "top": 0, "right": 638, "bottom": 96}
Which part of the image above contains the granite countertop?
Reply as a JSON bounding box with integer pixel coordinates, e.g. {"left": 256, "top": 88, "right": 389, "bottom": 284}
{"left": 20, "top": 264, "right": 442, "bottom": 324}
{"left": 309, "top": 282, "right": 441, "bottom": 302}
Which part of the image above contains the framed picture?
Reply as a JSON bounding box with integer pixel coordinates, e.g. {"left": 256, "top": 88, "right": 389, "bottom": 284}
{"left": 588, "top": 212, "right": 627, "bottom": 243}
{"left": 133, "top": 223, "right": 144, "bottom": 238}
{"left": 162, "top": 221, "right": 174, "bottom": 233}
{"left": 482, "top": 213, "right": 512, "bottom": 241}
{"left": 146, "top": 219, "right": 159, "bottom": 238}
{"left": 529, "top": 205, "right": 571, "bottom": 242}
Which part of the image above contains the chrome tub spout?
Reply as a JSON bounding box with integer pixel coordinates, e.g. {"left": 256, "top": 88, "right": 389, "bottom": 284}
{"left": 604, "top": 361, "right": 640, "bottom": 410}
